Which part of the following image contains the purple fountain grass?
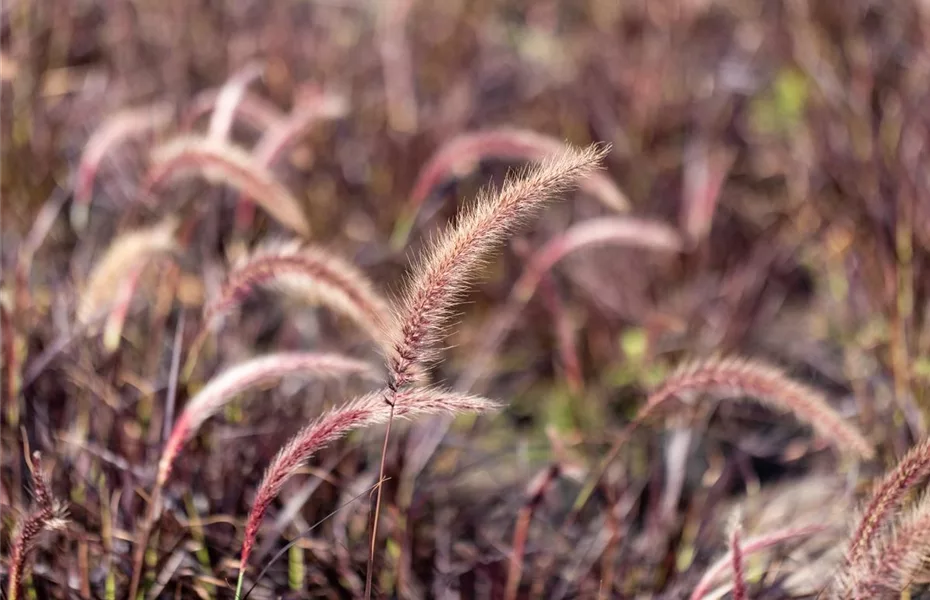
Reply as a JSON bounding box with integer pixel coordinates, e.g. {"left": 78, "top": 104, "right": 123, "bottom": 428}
{"left": 386, "top": 142, "right": 610, "bottom": 389}
{"left": 688, "top": 524, "right": 826, "bottom": 600}
{"left": 361, "top": 142, "right": 607, "bottom": 598}
{"left": 571, "top": 356, "right": 873, "bottom": 522}
{"left": 233, "top": 88, "right": 347, "bottom": 234}
{"left": 100, "top": 261, "right": 148, "bottom": 353}
{"left": 145, "top": 135, "right": 311, "bottom": 236}
{"left": 843, "top": 437, "right": 930, "bottom": 568}
{"left": 252, "top": 90, "right": 348, "bottom": 165}
{"left": 7, "top": 453, "right": 69, "bottom": 600}
{"left": 206, "top": 62, "right": 265, "bottom": 141}
{"left": 203, "top": 241, "right": 392, "bottom": 352}
{"left": 401, "top": 129, "right": 629, "bottom": 241}
{"left": 158, "top": 351, "right": 379, "bottom": 487}
{"left": 679, "top": 142, "right": 735, "bottom": 247}
{"left": 457, "top": 215, "right": 683, "bottom": 391}
{"left": 183, "top": 88, "right": 285, "bottom": 133}
{"left": 71, "top": 103, "right": 174, "bottom": 231}
{"left": 77, "top": 217, "right": 179, "bottom": 327}
{"left": 839, "top": 492, "right": 930, "bottom": 598}
{"left": 127, "top": 351, "right": 377, "bottom": 600}
{"left": 730, "top": 525, "right": 747, "bottom": 600}
{"left": 634, "top": 356, "right": 874, "bottom": 460}
{"left": 235, "top": 387, "right": 499, "bottom": 598}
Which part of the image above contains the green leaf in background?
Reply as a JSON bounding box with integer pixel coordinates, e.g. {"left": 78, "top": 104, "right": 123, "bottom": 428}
{"left": 750, "top": 67, "right": 809, "bottom": 135}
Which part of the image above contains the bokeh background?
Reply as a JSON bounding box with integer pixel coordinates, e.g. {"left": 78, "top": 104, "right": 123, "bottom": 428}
{"left": 2, "top": 1, "right": 930, "bottom": 598}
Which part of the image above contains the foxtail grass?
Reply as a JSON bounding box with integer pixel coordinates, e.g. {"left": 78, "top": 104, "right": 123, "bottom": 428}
{"left": 7, "top": 453, "right": 68, "bottom": 600}
{"left": 206, "top": 62, "right": 265, "bottom": 141}
{"left": 386, "top": 142, "right": 610, "bottom": 389}
{"left": 203, "top": 241, "right": 391, "bottom": 353}
{"left": 183, "top": 89, "right": 284, "bottom": 133}
{"left": 397, "top": 129, "right": 628, "bottom": 245}
{"left": 127, "top": 351, "right": 376, "bottom": 600}
{"left": 77, "top": 217, "right": 179, "bottom": 327}
{"left": 72, "top": 103, "right": 173, "bottom": 230}
{"left": 837, "top": 492, "right": 930, "bottom": 598}
{"left": 571, "top": 356, "right": 873, "bottom": 522}
{"left": 843, "top": 437, "right": 930, "bottom": 566}
{"left": 231, "top": 89, "right": 347, "bottom": 234}
{"left": 635, "top": 357, "right": 874, "bottom": 460}
{"left": 234, "top": 387, "right": 499, "bottom": 598}
{"left": 145, "top": 135, "right": 311, "bottom": 236}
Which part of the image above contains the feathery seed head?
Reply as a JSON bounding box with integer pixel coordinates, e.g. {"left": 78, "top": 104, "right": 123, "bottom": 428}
{"left": 637, "top": 356, "right": 873, "bottom": 460}
{"left": 157, "top": 352, "right": 378, "bottom": 487}
{"left": 205, "top": 241, "right": 392, "bottom": 354}
{"left": 844, "top": 437, "right": 930, "bottom": 568}
{"left": 239, "top": 387, "right": 499, "bottom": 572}
{"left": 147, "top": 135, "right": 311, "bottom": 236}
{"left": 387, "top": 143, "right": 610, "bottom": 388}
{"left": 77, "top": 217, "right": 179, "bottom": 326}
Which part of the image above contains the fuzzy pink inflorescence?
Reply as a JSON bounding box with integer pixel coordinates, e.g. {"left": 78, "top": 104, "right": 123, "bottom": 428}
{"left": 635, "top": 357, "right": 874, "bottom": 460}
{"left": 844, "top": 437, "right": 930, "bottom": 566}
{"left": 157, "top": 352, "right": 378, "bottom": 487}
{"left": 145, "top": 135, "right": 311, "bottom": 236}
{"left": 841, "top": 492, "right": 930, "bottom": 598}
{"left": 205, "top": 242, "right": 391, "bottom": 354}
{"left": 407, "top": 128, "right": 628, "bottom": 219}
{"left": 387, "top": 143, "right": 610, "bottom": 389}
{"left": 72, "top": 103, "right": 173, "bottom": 229}
{"left": 239, "top": 387, "right": 498, "bottom": 572}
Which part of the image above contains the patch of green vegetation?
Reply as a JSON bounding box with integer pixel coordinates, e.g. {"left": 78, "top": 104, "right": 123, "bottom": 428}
{"left": 750, "top": 67, "right": 810, "bottom": 136}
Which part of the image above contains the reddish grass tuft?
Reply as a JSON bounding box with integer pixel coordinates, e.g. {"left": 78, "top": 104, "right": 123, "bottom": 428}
{"left": 404, "top": 129, "right": 629, "bottom": 233}
{"left": 839, "top": 492, "right": 930, "bottom": 598}
{"left": 204, "top": 241, "right": 391, "bottom": 353}
{"left": 634, "top": 356, "right": 874, "bottom": 460}
{"left": 145, "top": 135, "right": 311, "bottom": 236}
{"left": 387, "top": 142, "right": 610, "bottom": 389}
{"left": 688, "top": 524, "right": 826, "bottom": 600}
{"left": 679, "top": 142, "right": 735, "bottom": 247}
{"left": 158, "top": 351, "right": 378, "bottom": 487}
{"left": 206, "top": 62, "right": 265, "bottom": 141}
{"left": 252, "top": 90, "right": 348, "bottom": 166}
{"left": 6, "top": 453, "right": 69, "bottom": 600}
{"left": 232, "top": 89, "right": 347, "bottom": 235}
{"left": 77, "top": 217, "right": 179, "bottom": 327}
{"left": 71, "top": 103, "right": 174, "bottom": 230}
{"left": 129, "top": 351, "right": 377, "bottom": 600}
{"left": 236, "top": 387, "right": 499, "bottom": 594}
{"left": 182, "top": 89, "right": 285, "bottom": 133}
{"left": 843, "top": 437, "right": 930, "bottom": 568}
